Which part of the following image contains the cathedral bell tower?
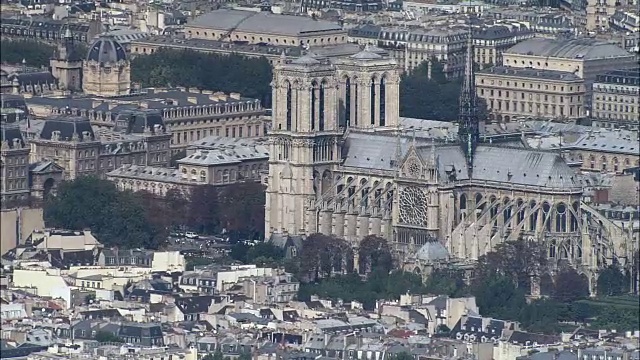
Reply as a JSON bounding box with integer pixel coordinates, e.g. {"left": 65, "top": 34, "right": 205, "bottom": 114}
{"left": 50, "top": 27, "right": 83, "bottom": 92}
{"left": 334, "top": 45, "right": 401, "bottom": 130}
{"left": 265, "top": 54, "right": 342, "bottom": 237}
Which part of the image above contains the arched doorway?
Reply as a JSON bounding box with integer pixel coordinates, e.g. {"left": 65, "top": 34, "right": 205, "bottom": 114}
{"left": 43, "top": 178, "right": 55, "bottom": 198}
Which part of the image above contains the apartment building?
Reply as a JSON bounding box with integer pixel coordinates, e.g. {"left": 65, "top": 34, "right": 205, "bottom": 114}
{"left": 106, "top": 136, "right": 268, "bottom": 196}
{"left": 502, "top": 38, "right": 637, "bottom": 90}
{"left": 476, "top": 66, "right": 586, "bottom": 122}
{"left": 349, "top": 22, "right": 533, "bottom": 75}
{"left": 25, "top": 88, "right": 268, "bottom": 152}
{"left": 591, "top": 68, "right": 639, "bottom": 130}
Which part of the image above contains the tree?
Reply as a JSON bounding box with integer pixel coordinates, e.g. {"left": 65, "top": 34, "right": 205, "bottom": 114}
{"left": 44, "top": 176, "right": 164, "bottom": 249}
{"left": 298, "top": 234, "right": 349, "bottom": 281}
{"left": 131, "top": 49, "right": 273, "bottom": 107}
{"left": 230, "top": 242, "right": 284, "bottom": 264}
{"left": 358, "top": 235, "right": 393, "bottom": 274}
{"left": 94, "top": 331, "right": 124, "bottom": 343}
{"left": 0, "top": 39, "right": 87, "bottom": 68}
{"left": 473, "top": 274, "right": 527, "bottom": 320}
{"left": 424, "top": 268, "right": 468, "bottom": 297}
{"left": 1, "top": 39, "right": 55, "bottom": 67}
{"left": 553, "top": 267, "right": 590, "bottom": 302}
{"left": 216, "top": 182, "right": 266, "bottom": 240}
{"left": 570, "top": 302, "right": 591, "bottom": 323}
{"left": 473, "top": 239, "right": 547, "bottom": 293}
{"left": 187, "top": 185, "right": 220, "bottom": 234}
{"left": 597, "top": 262, "right": 629, "bottom": 296}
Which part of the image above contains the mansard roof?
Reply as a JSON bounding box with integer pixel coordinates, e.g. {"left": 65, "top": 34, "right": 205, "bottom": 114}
{"left": 39, "top": 115, "right": 95, "bottom": 141}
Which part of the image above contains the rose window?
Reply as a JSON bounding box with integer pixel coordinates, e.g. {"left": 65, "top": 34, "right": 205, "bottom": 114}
{"left": 406, "top": 159, "right": 421, "bottom": 178}
{"left": 399, "top": 186, "right": 428, "bottom": 226}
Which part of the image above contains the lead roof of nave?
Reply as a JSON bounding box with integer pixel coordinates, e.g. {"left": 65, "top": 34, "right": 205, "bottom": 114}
{"left": 341, "top": 129, "right": 582, "bottom": 192}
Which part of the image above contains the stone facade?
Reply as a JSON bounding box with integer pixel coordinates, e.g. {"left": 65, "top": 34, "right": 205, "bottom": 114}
{"left": 591, "top": 68, "right": 639, "bottom": 130}
{"left": 476, "top": 66, "right": 586, "bottom": 122}
{"left": 184, "top": 9, "right": 347, "bottom": 47}
{"left": 82, "top": 36, "right": 131, "bottom": 97}
{"left": 106, "top": 136, "right": 269, "bottom": 196}
{"left": 264, "top": 46, "right": 634, "bottom": 274}
{"left": 26, "top": 89, "right": 266, "bottom": 153}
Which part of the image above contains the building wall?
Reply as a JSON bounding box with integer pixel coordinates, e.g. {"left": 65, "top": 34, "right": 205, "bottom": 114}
{"left": 569, "top": 149, "right": 640, "bottom": 173}
{"left": 82, "top": 61, "right": 131, "bottom": 97}
{"left": 591, "top": 81, "right": 639, "bottom": 129}
{"left": 502, "top": 53, "right": 638, "bottom": 89}
{"left": 1, "top": 147, "right": 31, "bottom": 205}
{"left": 609, "top": 174, "right": 640, "bottom": 205}
{"left": 0, "top": 207, "right": 44, "bottom": 255}
{"left": 184, "top": 26, "right": 347, "bottom": 47}
{"left": 12, "top": 268, "right": 69, "bottom": 299}
{"left": 475, "top": 72, "right": 586, "bottom": 121}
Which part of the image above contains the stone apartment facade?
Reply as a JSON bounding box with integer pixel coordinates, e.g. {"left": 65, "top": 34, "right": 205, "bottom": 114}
{"left": 106, "top": 135, "right": 268, "bottom": 196}
{"left": 25, "top": 88, "right": 268, "bottom": 153}
{"left": 0, "top": 108, "right": 171, "bottom": 208}
{"left": 591, "top": 68, "right": 639, "bottom": 130}
{"left": 501, "top": 38, "right": 637, "bottom": 106}
{"left": 476, "top": 66, "right": 586, "bottom": 122}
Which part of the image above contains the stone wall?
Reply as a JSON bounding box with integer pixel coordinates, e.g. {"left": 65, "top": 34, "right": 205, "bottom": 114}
{"left": 0, "top": 207, "right": 45, "bottom": 255}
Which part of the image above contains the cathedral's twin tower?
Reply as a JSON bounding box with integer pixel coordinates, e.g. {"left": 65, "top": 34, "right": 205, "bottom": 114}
{"left": 266, "top": 47, "right": 402, "bottom": 236}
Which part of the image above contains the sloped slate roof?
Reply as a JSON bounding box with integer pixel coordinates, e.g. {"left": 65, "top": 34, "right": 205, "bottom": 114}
{"left": 188, "top": 9, "right": 342, "bottom": 36}
{"left": 506, "top": 38, "right": 631, "bottom": 60}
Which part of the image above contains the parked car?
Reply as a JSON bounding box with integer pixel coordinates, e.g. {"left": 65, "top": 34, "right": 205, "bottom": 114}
{"left": 185, "top": 231, "right": 199, "bottom": 239}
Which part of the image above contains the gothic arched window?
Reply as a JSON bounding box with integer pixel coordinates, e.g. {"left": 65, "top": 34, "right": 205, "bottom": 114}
{"left": 286, "top": 82, "right": 292, "bottom": 131}
{"left": 529, "top": 200, "right": 538, "bottom": 231}
{"left": 555, "top": 203, "right": 567, "bottom": 232}
{"left": 345, "top": 77, "right": 351, "bottom": 127}
{"left": 542, "top": 202, "right": 551, "bottom": 231}
{"left": 370, "top": 77, "right": 376, "bottom": 125}
{"left": 319, "top": 80, "right": 326, "bottom": 131}
{"left": 379, "top": 77, "right": 386, "bottom": 126}
{"left": 311, "top": 81, "right": 317, "bottom": 131}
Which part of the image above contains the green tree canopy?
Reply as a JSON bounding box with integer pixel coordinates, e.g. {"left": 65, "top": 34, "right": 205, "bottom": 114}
{"left": 131, "top": 49, "right": 273, "bottom": 107}
{"left": 1, "top": 39, "right": 55, "bottom": 67}
{"left": 597, "top": 262, "right": 629, "bottom": 296}
{"left": 424, "top": 268, "right": 468, "bottom": 297}
{"left": 186, "top": 182, "right": 266, "bottom": 239}
{"left": 44, "top": 176, "right": 164, "bottom": 249}
{"left": 553, "top": 267, "right": 590, "bottom": 302}
{"left": 0, "top": 39, "right": 88, "bottom": 68}
{"left": 399, "top": 58, "right": 488, "bottom": 121}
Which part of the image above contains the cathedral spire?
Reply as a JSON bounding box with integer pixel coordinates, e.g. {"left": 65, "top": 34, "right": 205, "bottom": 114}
{"left": 457, "top": 11, "right": 480, "bottom": 178}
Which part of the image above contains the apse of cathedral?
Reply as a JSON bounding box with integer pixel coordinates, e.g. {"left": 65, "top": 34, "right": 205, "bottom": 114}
{"left": 265, "top": 37, "right": 633, "bottom": 276}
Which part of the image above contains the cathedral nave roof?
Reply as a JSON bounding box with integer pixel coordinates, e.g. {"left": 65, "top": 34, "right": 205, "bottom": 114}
{"left": 429, "top": 145, "right": 581, "bottom": 190}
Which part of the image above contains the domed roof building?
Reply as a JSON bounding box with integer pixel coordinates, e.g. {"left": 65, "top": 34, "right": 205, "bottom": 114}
{"left": 86, "top": 36, "right": 127, "bottom": 63}
{"left": 82, "top": 35, "right": 131, "bottom": 97}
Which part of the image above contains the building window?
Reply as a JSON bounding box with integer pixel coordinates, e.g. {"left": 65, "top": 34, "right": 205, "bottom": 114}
{"left": 286, "top": 81, "right": 292, "bottom": 131}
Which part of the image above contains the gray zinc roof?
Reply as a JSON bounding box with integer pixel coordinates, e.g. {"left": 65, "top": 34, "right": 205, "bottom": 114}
{"left": 188, "top": 9, "right": 342, "bottom": 36}
{"left": 506, "top": 38, "right": 631, "bottom": 60}
{"left": 479, "top": 66, "right": 581, "bottom": 81}
{"left": 430, "top": 145, "right": 581, "bottom": 190}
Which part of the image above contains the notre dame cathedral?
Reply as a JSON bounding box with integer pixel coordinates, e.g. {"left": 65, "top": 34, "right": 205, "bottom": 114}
{"left": 264, "top": 41, "right": 632, "bottom": 277}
